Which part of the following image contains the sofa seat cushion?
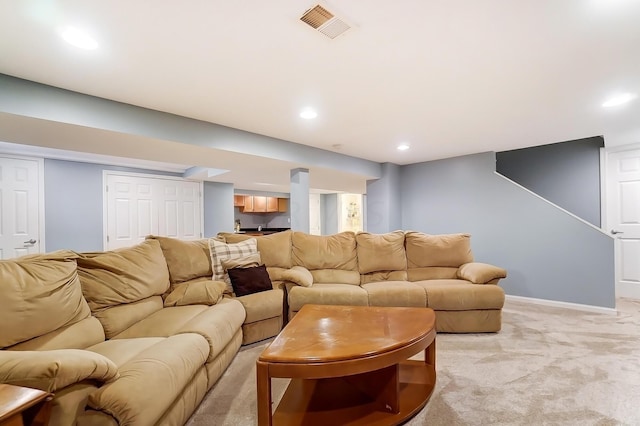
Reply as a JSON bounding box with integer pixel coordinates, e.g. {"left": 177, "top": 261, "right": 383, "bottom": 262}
{"left": 87, "top": 337, "right": 166, "bottom": 367}
{"left": 311, "top": 269, "right": 361, "bottom": 285}
{"left": 413, "top": 280, "right": 505, "bottom": 310}
{"left": 112, "top": 298, "right": 245, "bottom": 362}
{"left": 407, "top": 267, "right": 458, "bottom": 281}
{"left": 362, "top": 281, "right": 427, "bottom": 307}
{"left": 288, "top": 283, "right": 369, "bottom": 312}
{"left": 235, "top": 288, "right": 284, "bottom": 323}
{"left": 361, "top": 270, "right": 408, "bottom": 285}
{"left": 86, "top": 333, "right": 209, "bottom": 426}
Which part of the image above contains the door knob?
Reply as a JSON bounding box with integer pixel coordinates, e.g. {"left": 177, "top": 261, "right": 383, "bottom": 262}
{"left": 24, "top": 239, "right": 37, "bottom": 244}
{"left": 610, "top": 230, "right": 624, "bottom": 235}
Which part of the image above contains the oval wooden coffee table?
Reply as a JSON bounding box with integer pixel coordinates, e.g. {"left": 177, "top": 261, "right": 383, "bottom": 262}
{"left": 256, "top": 304, "right": 437, "bottom": 425}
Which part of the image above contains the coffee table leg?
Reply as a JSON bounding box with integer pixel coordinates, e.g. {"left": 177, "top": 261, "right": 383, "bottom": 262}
{"left": 256, "top": 361, "right": 272, "bottom": 426}
{"left": 425, "top": 337, "right": 436, "bottom": 368}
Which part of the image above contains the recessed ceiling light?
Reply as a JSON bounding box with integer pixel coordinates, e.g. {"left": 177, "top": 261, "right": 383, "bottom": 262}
{"left": 397, "top": 143, "right": 410, "bottom": 151}
{"left": 60, "top": 26, "right": 98, "bottom": 50}
{"left": 300, "top": 108, "right": 318, "bottom": 119}
{"left": 602, "top": 93, "right": 637, "bottom": 108}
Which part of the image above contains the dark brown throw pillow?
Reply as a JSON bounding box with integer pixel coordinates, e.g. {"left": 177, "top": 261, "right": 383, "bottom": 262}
{"left": 227, "top": 265, "right": 272, "bottom": 297}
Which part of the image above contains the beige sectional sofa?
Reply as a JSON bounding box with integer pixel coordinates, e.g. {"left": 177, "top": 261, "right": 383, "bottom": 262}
{"left": 0, "top": 229, "right": 505, "bottom": 426}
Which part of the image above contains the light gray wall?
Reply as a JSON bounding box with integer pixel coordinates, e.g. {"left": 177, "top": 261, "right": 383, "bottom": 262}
{"left": 0, "top": 74, "right": 381, "bottom": 179}
{"left": 44, "top": 159, "right": 180, "bottom": 251}
{"left": 400, "top": 152, "right": 615, "bottom": 308}
{"left": 321, "top": 194, "right": 339, "bottom": 235}
{"left": 204, "top": 182, "right": 234, "bottom": 237}
{"left": 366, "top": 162, "right": 402, "bottom": 233}
{"left": 496, "top": 136, "right": 604, "bottom": 227}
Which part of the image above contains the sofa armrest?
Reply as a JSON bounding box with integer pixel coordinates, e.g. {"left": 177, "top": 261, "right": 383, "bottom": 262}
{"left": 270, "top": 266, "right": 314, "bottom": 288}
{"left": 0, "top": 349, "right": 119, "bottom": 393}
{"left": 457, "top": 262, "right": 507, "bottom": 284}
{"left": 164, "top": 279, "right": 227, "bottom": 307}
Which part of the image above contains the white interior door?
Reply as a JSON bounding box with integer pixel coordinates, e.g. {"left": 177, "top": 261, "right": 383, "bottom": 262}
{"left": 105, "top": 172, "right": 202, "bottom": 250}
{"left": 309, "top": 193, "right": 321, "bottom": 235}
{"left": 606, "top": 147, "right": 640, "bottom": 299}
{"left": 0, "top": 156, "right": 42, "bottom": 259}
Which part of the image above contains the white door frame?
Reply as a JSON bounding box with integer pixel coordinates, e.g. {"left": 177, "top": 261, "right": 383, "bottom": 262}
{"left": 103, "top": 171, "right": 204, "bottom": 250}
{"left": 601, "top": 143, "right": 640, "bottom": 299}
{"left": 0, "top": 153, "right": 45, "bottom": 255}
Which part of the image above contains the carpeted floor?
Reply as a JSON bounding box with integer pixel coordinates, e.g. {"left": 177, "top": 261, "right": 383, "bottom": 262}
{"left": 186, "top": 298, "right": 640, "bottom": 425}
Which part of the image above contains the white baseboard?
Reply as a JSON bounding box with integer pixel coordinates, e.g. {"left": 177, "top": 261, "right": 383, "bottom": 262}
{"left": 505, "top": 295, "right": 617, "bottom": 315}
{"left": 616, "top": 282, "right": 640, "bottom": 300}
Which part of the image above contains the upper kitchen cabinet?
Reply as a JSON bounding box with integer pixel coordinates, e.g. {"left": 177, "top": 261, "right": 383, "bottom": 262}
{"left": 238, "top": 195, "right": 288, "bottom": 213}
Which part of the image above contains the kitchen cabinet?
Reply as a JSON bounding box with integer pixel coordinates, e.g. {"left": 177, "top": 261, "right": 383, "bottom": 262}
{"left": 277, "top": 198, "right": 288, "bottom": 213}
{"left": 267, "top": 197, "right": 278, "bottom": 212}
{"left": 238, "top": 195, "right": 289, "bottom": 213}
{"left": 253, "top": 196, "right": 267, "bottom": 212}
{"left": 234, "top": 195, "right": 245, "bottom": 207}
{"left": 242, "top": 196, "right": 255, "bottom": 212}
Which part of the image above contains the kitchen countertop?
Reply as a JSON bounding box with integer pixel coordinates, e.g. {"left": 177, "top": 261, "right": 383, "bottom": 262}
{"left": 237, "top": 227, "right": 290, "bottom": 235}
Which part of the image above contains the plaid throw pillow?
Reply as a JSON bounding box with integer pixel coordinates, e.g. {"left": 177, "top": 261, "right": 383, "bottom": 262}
{"left": 208, "top": 238, "right": 258, "bottom": 292}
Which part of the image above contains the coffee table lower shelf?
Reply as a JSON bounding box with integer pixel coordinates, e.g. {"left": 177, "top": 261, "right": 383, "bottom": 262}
{"left": 271, "top": 360, "right": 436, "bottom": 426}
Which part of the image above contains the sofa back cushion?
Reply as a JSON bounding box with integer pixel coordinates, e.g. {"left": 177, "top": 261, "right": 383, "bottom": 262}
{"left": 0, "top": 251, "right": 92, "bottom": 349}
{"left": 146, "top": 236, "right": 212, "bottom": 285}
{"left": 405, "top": 232, "right": 474, "bottom": 281}
{"left": 222, "top": 230, "right": 292, "bottom": 269}
{"left": 405, "top": 232, "right": 473, "bottom": 267}
{"left": 77, "top": 240, "right": 168, "bottom": 336}
{"left": 356, "top": 231, "right": 407, "bottom": 274}
{"left": 292, "top": 231, "right": 358, "bottom": 270}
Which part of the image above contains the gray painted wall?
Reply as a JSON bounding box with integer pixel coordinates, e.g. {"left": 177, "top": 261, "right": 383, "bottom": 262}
{"left": 400, "top": 152, "right": 615, "bottom": 308}
{"left": 204, "top": 182, "right": 234, "bottom": 237}
{"left": 366, "top": 162, "right": 402, "bottom": 233}
{"left": 44, "top": 159, "right": 180, "bottom": 251}
{"left": 496, "top": 136, "right": 604, "bottom": 227}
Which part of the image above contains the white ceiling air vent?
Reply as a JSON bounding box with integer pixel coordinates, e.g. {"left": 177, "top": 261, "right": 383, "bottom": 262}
{"left": 300, "top": 4, "right": 351, "bottom": 39}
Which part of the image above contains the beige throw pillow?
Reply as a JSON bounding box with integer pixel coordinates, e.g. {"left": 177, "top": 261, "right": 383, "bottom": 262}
{"left": 208, "top": 238, "right": 258, "bottom": 293}
{"left": 220, "top": 253, "right": 262, "bottom": 271}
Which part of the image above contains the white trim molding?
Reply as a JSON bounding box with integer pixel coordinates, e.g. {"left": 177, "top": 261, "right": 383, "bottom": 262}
{"left": 616, "top": 282, "right": 640, "bottom": 301}
{"left": 505, "top": 294, "right": 617, "bottom": 315}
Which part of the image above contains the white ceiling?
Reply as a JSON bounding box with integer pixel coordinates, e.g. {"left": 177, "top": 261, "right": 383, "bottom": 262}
{"left": 0, "top": 1, "right": 639, "bottom": 190}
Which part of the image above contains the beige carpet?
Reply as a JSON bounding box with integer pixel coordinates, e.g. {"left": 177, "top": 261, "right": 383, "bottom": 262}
{"left": 186, "top": 298, "right": 640, "bottom": 425}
